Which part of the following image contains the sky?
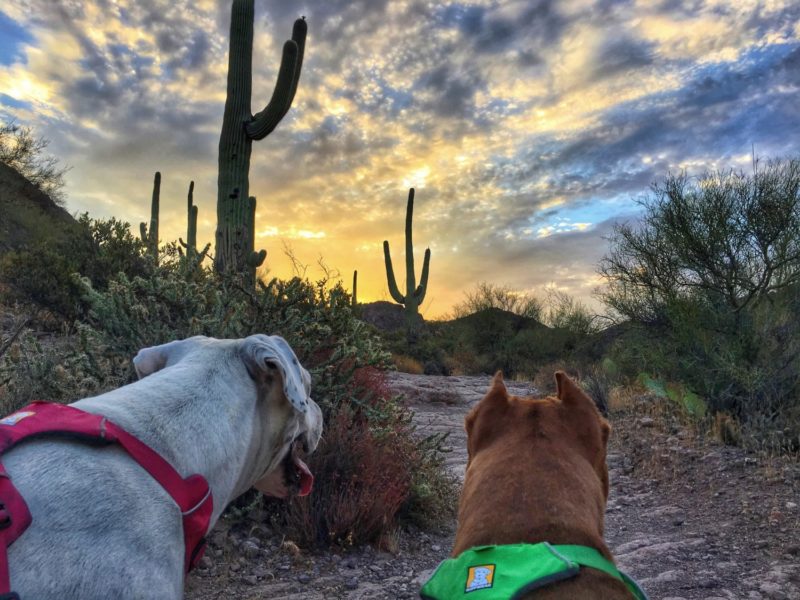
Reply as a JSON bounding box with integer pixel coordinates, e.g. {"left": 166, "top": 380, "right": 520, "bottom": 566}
{"left": 1, "top": 0, "right": 799, "bottom": 319}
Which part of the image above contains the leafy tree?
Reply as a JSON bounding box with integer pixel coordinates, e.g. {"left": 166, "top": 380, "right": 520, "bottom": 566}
{"left": 0, "top": 122, "right": 69, "bottom": 204}
{"left": 544, "top": 288, "right": 599, "bottom": 336}
{"left": 600, "top": 159, "right": 800, "bottom": 322}
{"left": 599, "top": 159, "right": 800, "bottom": 442}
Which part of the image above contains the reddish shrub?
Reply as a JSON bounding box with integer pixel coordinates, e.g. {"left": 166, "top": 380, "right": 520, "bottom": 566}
{"left": 282, "top": 404, "right": 415, "bottom": 547}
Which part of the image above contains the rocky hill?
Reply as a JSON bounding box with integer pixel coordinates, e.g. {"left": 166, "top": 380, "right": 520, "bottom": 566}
{"left": 0, "top": 161, "right": 79, "bottom": 252}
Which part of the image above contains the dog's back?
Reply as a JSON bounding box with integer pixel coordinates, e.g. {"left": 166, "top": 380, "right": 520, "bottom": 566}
{"left": 6, "top": 439, "right": 183, "bottom": 599}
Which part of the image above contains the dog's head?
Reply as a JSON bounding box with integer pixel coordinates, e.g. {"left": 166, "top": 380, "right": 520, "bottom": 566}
{"left": 453, "top": 370, "right": 612, "bottom": 554}
{"left": 133, "top": 334, "right": 323, "bottom": 499}
{"left": 465, "top": 370, "right": 610, "bottom": 500}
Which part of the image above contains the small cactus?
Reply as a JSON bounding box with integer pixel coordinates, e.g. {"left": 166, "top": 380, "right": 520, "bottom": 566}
{"left": 140, "top": 171, "right": 160, "bottom": 260}
{"left": 383, "top": 188, "right": 431, "bottom": 334}
{"left": 179, "top": 180, "right": 210, "bottom": 263}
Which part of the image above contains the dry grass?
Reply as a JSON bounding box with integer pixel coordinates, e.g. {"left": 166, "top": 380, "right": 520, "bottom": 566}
{"left": 711, "top": 412, "right": 741, "bottom": 446}
{"left": 532, "top": 361, "right": 581, "bottom": 395}
{"left": 392, "top": 354, "right": 424, "bottom": 375}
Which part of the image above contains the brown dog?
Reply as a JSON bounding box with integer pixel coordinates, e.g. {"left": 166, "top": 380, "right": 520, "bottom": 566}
{"left": 450, "top": 371, "right": 632, "bottom": 599}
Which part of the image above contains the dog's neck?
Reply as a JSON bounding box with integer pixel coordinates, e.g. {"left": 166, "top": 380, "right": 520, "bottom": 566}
{"left": 72, "top": 361, "right": 266, "bottom": 524}
{"left": 452, "top": 450, "right": 612, "bottom": 560}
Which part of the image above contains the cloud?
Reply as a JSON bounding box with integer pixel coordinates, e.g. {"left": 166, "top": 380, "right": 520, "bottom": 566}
{"left": 1, "top": 0, "right": 798, "bottom": 316}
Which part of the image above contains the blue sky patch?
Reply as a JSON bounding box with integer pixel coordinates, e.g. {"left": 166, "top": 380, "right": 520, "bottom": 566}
{"left": 0, "top": 93, "right": 31, "bottom": 110}
{"left": 0, "top": 11, "right": 33, "bottom": 66}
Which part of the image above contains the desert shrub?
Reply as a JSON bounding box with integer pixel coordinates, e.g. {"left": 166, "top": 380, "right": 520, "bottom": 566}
{"left": 0, "top": 215, "right": 148, "bottom": 322}
{"left": 281, "top": 402, "right": 412, "bottom": 547}
{"left": 277, "top": 367, "right": 454, "bottom": 547}
{"left": 0, "top": 327, "right": 129, "bottom": 414}
{"left": 543, "top": 289, "right": 600, "bottom": 337}
{"left": 0, "top": 247, "right": 88, "bottom": 321}
{"left": 600, "top": 159, "right": 800, "bottom": 449}
{"left": 0, "top": 121, "right": 68, "bottom": 204}
{"left": 580, "top": 366, "right": 613, "bottom": 415}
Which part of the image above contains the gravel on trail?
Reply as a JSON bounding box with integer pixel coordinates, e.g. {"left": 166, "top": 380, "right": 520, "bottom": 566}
{"left": 185, "top": 373, "right": 800, "bottom": 600}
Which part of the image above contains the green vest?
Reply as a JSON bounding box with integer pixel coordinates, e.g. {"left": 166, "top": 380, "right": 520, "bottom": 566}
{"left": 419, "top": 542, "right": 648, "bottom": 600}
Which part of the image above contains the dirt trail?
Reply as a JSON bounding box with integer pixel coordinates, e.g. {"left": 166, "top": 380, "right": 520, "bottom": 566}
{"left": 186, "top": 373, "right": 800, "bottom": 600}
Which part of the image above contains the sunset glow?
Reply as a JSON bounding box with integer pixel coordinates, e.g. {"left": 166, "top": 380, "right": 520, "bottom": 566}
{"left": 1, "top": 1, "right": 798, "bottom": 318}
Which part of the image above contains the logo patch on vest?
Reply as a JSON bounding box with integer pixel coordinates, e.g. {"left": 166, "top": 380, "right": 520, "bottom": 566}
{"left": 0, "top": 411, "right": 35, "bottom": 426}
{"left": 465, "top": 564, "right": 495, "bottom": 592}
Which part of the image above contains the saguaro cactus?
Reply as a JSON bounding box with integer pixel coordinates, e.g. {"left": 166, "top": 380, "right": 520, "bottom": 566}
{"left": 352, "top": 270, "right": 358, "bottom": 307}
{"left": 179, "top": 181, "right": 210, "bottom": 262}
{"left": 140, "top": 171, "right": 160, "bottom": 260}
{"left": 215, "top": 0, "right": 306, "bottom": 282}
{"left": 383, "top": 188, "right": 431, "bottom": 333}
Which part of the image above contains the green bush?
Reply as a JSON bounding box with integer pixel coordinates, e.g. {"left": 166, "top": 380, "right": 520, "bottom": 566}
{"left": 600, "top": 160, "right": 800, "bottom": 450}
{"left": 0, "top": 214, "right": 148, "bottom": 322}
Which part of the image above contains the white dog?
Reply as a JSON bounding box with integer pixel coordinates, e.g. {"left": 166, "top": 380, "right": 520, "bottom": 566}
{"left": 2, "top": 334, "right": 323, "bottom": 600}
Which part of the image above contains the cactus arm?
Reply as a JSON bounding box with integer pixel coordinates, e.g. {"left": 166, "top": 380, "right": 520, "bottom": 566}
{"left": 383, "top": 240, "right": 406, "bottom": 304}
{"left": 140, "top": 171, "right": 160, "bottom": 258}
{"left": 246, "top": 196, "right": 266, "bottom": 268}
{"left": 150, "top": 171, "right": 160, "bottom": 255}
{"left": 246, "top": 18, "right": 306, "bottom": 140}
{"left": 248, "top": 249, "right": 267, "bottom": 267}
{"left": 404, "top": 188, "right": 416, "bottom": 297}
{"left": 187, "top": 181, "right": 197, "bottom": 250}
{"left": 284, "top": 18, "right": 307, "bottom": 108}
{"left": 414, "top": 248, "right": 431, "bottom": 304}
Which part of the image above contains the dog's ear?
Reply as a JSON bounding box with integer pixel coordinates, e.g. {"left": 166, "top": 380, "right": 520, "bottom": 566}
{"left": 554, "top": 371, "right": 594, "bottom": 409}
{"left": 242, "top": 334, "right": 310, "bottom": 413}
{"left": 469, "top": 371, "right": 508, "bottom": 417}
{"left": 465, "top": 371, "right": 509, "bottom": 461}
{"left": 489, "top": 370, "right": 506, "bottom": 395}
{"left": 133, "top": 339, "right": 190, "bottom": 379}
{"left": 466, "top": 372, "right": 508, "bottom": 431}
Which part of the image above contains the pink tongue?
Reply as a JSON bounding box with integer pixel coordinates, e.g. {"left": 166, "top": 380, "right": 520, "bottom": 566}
{"left": 294, "top": 457, "right": 314, "bottom": 496}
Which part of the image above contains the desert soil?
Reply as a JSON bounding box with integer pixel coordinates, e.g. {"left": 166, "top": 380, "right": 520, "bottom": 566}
{"left": 185, "top": 373, "right": 800, "bottom": 600}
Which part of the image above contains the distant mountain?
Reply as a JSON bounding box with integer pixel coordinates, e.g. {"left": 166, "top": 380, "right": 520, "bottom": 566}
{"left": 446, "top": 306, "right": 549, "bottom": 333}
{"left": 358, "top": 301, "right": 407, "bottom": 332}
{"left": 0, "top": 162, "right": 79, "bottom": 252}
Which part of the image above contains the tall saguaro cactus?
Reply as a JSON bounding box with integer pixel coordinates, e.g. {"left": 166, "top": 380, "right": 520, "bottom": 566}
{"left": 140, "top": 171, "right": 160, "bottom": 260}
{"left": 215, "top": 0, "right": 306, "bottom": 282}
{"left": 383, "top": 188, "right": 431, "bottom": 333}
{"left": 352, "top": 270, "right": 358, "bottom": 307}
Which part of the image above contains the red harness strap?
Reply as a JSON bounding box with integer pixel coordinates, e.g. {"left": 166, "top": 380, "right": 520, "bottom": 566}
{"left": 0, "top": 401, "right": 213, "bottom": 596}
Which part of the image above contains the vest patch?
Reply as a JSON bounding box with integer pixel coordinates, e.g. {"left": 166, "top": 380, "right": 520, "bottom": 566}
{"left": 465, "top": 564, "right": 495, "bottom": 592}
{"left": 0, "top": 411, "right": 35, "bottom": 426}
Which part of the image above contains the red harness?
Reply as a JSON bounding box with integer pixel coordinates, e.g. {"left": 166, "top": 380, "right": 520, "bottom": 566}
{"left": 0, "top": 402, "right": 213, "bottom": 598}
